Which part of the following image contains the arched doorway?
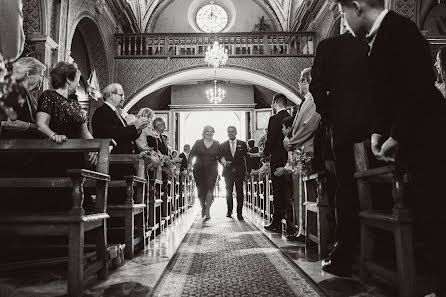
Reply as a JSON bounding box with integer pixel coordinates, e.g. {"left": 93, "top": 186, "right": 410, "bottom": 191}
{"left": 69, "top": 16, "right": 109, "bottom": 124}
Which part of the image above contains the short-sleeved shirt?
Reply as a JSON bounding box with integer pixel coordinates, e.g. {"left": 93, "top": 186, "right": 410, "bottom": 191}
{"left": 37, "top": 90, "right": 86, "bottom": 138}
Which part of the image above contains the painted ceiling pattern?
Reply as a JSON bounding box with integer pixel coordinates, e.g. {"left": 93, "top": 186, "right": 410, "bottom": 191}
{"left": 126, "top": 0, "right": 294, "bottom": 31}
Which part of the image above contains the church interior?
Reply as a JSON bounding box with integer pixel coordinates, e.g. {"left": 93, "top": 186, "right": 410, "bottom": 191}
{"left": 0, "top": 0, "right": 446, "bottom": 296}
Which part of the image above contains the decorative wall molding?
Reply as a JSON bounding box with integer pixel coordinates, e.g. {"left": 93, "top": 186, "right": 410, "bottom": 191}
{"left": 116, "top": 56, "right": 312, "bottom": 105}
{"left": 395, "top": 0, "right": 417, "bottom": 22}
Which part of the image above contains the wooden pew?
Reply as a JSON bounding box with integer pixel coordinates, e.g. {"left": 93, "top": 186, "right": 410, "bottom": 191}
{"left": 148, "top": 179, "right": 163, "bottom": 236}
{"left": 353, "top": 141, "right": 415, "bottom": 297}
{"left": 0, "top": 139, "right": 111, "bottom": 297}
{"left": 107, "top": 155, "right": 147, "bottom": 259}
{"left": 266, "top": 175, "right": 274, "bottom": 223}
{"left": 303, "top": 172, "right": 330, "bottom": 259}
{"left": 163, "top": 180, "right": 173, "bottom": 225}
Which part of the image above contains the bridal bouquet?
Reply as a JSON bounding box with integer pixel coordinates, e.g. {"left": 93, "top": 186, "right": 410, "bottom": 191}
{"left": 289, "top": 148, "right": 312, "bottom": 176}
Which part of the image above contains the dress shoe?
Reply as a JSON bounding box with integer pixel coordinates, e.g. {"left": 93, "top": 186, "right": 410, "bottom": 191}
{"left": 264, "top": 222, "right": 280, "bottom": 231}
{"left": 226, "top": 213, "right": 232, "bottom": 218}
{"left": 286, "top": 232, "right": 305, "bottom": 242}
{"left": 237, "top": 215, "right": 244, "bottom": 220}
{"left": 269, "top": 227, "right": 282, "bottom": 233}
{"left": 321, "top": 259, "right": 352, "bottom": 277}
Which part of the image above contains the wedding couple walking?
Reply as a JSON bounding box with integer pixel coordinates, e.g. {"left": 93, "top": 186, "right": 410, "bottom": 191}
{"left": 188, "top": 125, "right": 248, "bottom": 220}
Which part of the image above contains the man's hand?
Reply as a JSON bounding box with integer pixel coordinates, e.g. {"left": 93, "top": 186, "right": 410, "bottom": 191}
{"left": 377, "top": 137, "right": 399, "bottom": 162}
{"left": 134, "top": 117, "right": 149, "bottom": 131}
{"left": 1, "top": 120, "right": 31, "bottom": 131}
{"left": 371, "top": 133, "right": 383, "bottom": 158}
{"left": 274, "top": 167, "right": 287, "bottom": 176}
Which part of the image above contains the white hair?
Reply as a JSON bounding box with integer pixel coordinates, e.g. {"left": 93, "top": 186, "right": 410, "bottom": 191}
{"left": 103, "top": 83, "right": 122, "bottom": 101}
{"left": 202, "top": 125, "right": 215, "bottom": 138}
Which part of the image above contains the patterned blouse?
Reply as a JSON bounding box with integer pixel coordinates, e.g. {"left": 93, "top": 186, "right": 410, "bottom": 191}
{"left": 37, "top": 90, "right": 86, "bottom": 138}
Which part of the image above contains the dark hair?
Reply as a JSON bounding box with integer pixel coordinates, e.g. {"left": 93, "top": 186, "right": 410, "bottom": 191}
{"left": 273, "top": 93, "right": 288, "bottom": 107}
{"left": 247, "top": 139, "right": 255, "bottom": 148}
{"left": 50, "top": 62, "right": 78, "bottom": 89}
{"left": 282, "top": 116, "right": 294, "bottom": 129}
{"left": 336, "top": 0, "right": 384, "bottom": 8}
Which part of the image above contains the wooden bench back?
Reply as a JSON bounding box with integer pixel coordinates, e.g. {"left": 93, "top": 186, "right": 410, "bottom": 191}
{"left": 0, "top": 139, "right": 111, "bottom": 174}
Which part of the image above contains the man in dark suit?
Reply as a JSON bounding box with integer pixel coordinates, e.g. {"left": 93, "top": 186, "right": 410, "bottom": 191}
{"left": 92, "top": 83, "right": 148, "bottom": 154}
{"left": 262, "top": 94, "right": 294, "bottom": 233}
{"left": 179, "top": 144, "right": 191, "bottom": 173}
{"left": 220, "top": 126, "right": 248, "bottom": 220}
{"left": 338, "top": 0, "right": 446, "bottom": 288}
{"left": 310, "top": 29, "right": 372, "bottom": 276}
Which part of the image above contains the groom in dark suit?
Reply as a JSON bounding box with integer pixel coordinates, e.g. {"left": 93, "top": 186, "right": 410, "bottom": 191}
{"left": 338, "top": 0, "right": 446, "bottom": 289}
{"left": 220, "top": 126, "right": 248, "bottom": 220}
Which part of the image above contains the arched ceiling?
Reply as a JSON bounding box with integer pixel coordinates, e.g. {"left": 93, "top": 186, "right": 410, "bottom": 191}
{"left": 125, "top": 0, "right": 296, "bottom": 32}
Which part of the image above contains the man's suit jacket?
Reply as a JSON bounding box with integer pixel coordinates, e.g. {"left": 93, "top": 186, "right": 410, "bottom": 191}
{"left": 288, "top": 93, "right": 321, "bottom": 153}
{"left": 263, "top": 109, "right": 289, "bottom": 168}
{"left": 147, "top": 134, "right": 169, "bottom": 156}
{"left": 310, "top": 33, "right": 373, "bottom": 150}
{"left": 179, "top": 152, "right": 188, "bottom": 172}
{"left": 367, "top": 11, "right": 446, "bottom": 151}
{"left": 92, "top": 103, "right": 139, "bottom": 154}
{"left": 219, "top": 139, "right": 248, "bottom": 179}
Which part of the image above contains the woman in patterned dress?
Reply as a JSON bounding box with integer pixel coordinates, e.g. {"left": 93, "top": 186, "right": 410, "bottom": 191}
{"left": 188, "top": 125, "right": 220, "bottom": 219}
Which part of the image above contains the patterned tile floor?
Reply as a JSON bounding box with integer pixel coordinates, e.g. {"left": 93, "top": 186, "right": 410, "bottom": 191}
{"left": 0, "top": 196, "right": 397, "bottom": 297}
{"left": 152, "top": 202, "right": 326, "bottom": 297}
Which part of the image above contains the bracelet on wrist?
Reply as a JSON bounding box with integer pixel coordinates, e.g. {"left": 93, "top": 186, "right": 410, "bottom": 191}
{"left": 50, "top": 133, "right": 57, "bottom": 140}
{"left": 27, "top": 122, "right": 31, "bottom": 130}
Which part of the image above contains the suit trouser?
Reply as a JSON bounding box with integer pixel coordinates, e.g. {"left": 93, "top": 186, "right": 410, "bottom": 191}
{"left": 224, "top": 175, "right": 244, "bottom": 216}
{"left": 271, "top": 166, "right": 295, "bottom": 231}
{"left": 331, "top": 147, "right": 359, "bottom": 263}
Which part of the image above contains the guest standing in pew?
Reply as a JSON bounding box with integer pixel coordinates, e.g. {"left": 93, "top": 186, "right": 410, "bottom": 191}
{"left": 246, "top": 139, "right": 261, "bottom": 173}
{"left": 189, "top": 125, "right": 220, "bottom": 220}
{"left": 92, "top": 83, "right": 148, "bottom": 155}
{"left": 33, "top": 62, "right": 97, "bottom": 210}
{"left": 219, "top": 126, "right": 248, "bottom": 220}
{"left": 179, "top": 144, "right": 191, "bottom": 174}
{"left": 337, "top": 0, "right": 446, "bottom": 291}
{"left": 284, "top": 68, "right": 321, "bottom": 241}
{"left": 0, "top": 57, "right": 46, "bottom": 178}
{"left": 310, "top": 16, "right": 373, "bottom": 277}
{"left": 261, "top": 94, "right": 295, "bottom": 235}
{"left": 1, "top": 57, "right": 45, "bottom": 139}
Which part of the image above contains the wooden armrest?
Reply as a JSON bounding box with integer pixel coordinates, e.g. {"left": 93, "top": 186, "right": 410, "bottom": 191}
{"left": 66, "top": 169, "right": 110, "bottom": 181}
{"left": 302, "top": 171, "right": 325, "bottom": 182}
{"left": 123, "top": 175, "right": 147, "bottom": 184}
{"left": 354, "top": 165, "right": 396, "bottom": 179}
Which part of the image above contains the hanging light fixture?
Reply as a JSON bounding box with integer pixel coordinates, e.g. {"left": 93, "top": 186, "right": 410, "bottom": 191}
{"left": 206, "top": 79, "right": 225, "bottom": 104}
{"left": 204, "top": 41, "right": 228, "bottom": 68}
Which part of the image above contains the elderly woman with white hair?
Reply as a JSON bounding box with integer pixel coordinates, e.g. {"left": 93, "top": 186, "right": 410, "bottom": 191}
{"left": 188, "top": 125, "right": 220, "bottom": 219}
{"left": 1, "top": 57, "right": 45, "bottom": 138}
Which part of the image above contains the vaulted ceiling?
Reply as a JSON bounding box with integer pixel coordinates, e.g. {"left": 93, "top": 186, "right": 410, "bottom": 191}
{"left": 125, "top": 0, "right": 299, "bottom": 32}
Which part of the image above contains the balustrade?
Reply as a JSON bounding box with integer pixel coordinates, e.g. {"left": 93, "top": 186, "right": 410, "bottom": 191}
{"left": 115, "top": 32, "right": 315, "bottom": 58}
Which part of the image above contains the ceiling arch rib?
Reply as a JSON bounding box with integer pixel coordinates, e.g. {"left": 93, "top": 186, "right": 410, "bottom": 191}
{"left": 126, "top": 0, "right": 295, "bottom": 32}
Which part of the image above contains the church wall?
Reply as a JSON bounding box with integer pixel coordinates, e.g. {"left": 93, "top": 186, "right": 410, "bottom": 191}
{"left": 171, "top": 84, "right": 254, "bottom": 106}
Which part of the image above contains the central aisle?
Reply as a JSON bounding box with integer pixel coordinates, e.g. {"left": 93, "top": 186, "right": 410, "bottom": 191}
{"left": 152, "top": 198, "right": 326, "bottom": 297}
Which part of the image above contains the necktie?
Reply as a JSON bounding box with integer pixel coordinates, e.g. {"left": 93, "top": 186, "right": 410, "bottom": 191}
{"left": 115, "top": 109, "right": 127, "bottom": 127}
{"left": 231, "top": 141, "right": 236, "bottom": 157}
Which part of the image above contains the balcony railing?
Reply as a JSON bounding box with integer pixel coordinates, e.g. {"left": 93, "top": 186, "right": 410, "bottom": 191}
{"left": 115, "top": 32, "right": 315, "bottom": 58}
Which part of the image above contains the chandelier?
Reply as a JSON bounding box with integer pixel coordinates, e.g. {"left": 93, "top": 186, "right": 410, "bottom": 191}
{"left": 206, "top": 79, "right": 226, "bottom": 104}
{"left": 204, "top": 41, "right": 228, "bottom": 68}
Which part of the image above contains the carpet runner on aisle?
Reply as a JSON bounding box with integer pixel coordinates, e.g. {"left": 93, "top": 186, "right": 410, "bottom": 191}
{"left": 152, "top": 213, "right": 326, "bottom": 297}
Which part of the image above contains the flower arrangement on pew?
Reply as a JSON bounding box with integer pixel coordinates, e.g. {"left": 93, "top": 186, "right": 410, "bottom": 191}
{"left": 288, "top": 148, "right": 312, "bottom": 176}
{"left": 250, "top": 161, "right": 271, "bottom": 180}
{"left": 139, "top": 147, "right": 163, "bottom": 171}
{"left": 0, "top": 53, "right": 22, "bottom": 121}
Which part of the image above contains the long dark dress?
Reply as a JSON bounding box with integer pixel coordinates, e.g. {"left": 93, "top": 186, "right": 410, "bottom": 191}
{"left": 190, "top": 139, "right": 220, "bottom": 199}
